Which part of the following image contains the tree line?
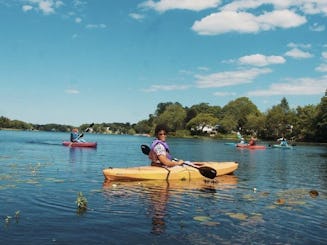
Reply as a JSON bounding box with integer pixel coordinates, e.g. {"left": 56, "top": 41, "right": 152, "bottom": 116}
{"left": 1, "top": 94, "right": 326, "bottom": 143}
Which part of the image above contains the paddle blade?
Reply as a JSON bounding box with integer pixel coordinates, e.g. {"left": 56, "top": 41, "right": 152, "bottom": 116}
{"left": 85, "top": 123, "right": 94, "bottom": 132}
{"left": 141, "top": 144, "right": 150, "bottom": 155}
{"left": 199, "top": 167, "right": 217, "bottom": 179}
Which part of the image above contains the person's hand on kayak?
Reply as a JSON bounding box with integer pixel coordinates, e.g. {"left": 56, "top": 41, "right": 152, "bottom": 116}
{"left": 175, "top": 159, "right": 184, "bottom": 166}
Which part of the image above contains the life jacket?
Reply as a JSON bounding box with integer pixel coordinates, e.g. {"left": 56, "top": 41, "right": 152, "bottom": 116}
{"left": 149, "top": 139, "right": 172, "bottom": 165}
{"left": 70, "top": 132, "right": 79, "bottom": 142}
{"left": 280, "top": 138, "right": 287, "bottom": 146}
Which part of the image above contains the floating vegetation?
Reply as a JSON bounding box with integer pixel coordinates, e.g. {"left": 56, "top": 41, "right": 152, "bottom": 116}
{"left": 193, "top": 216, "right": 211, "bottom": 222}
{"left": 275, "top": 198, "right": 286, "bottom": 205}
{"left": 269, "top": 188, "right": 321, "bottom": 209}
{"left": 241, "top": 213, "right": 265, "bottom": 226}
{"left": 15, "top": 210, "right": 20, "bottom": 221}
{"left": 0, "top": 184, "right": 17, "bottom": 190}
{"left": 5, "top": 216, "right": 12, "bottom": 225}
{"left": 76, "top": 192, "right": 88, "bottom": 213}
{"left": 0, "top": 174, "right": 13, "bottom": 181}
{"left": 26, "top": 179, "right": 40, "bottom": 185}
{"left": 193, "top": 216, "right": 220, "bottom": 226}
{"left": 4, "top": 210, "right": 20, "bottom": 227}
{"left": 201, "top": 221, "right": 220, "bottom": 226}
{"left": 29, "top": 162, "right": 42, "bottom": 176}
{"left": 309, "top": 190, "right": 319, "bottom": 198}
{"left": 226, "top": 212, "right": 248, "bottom": 221}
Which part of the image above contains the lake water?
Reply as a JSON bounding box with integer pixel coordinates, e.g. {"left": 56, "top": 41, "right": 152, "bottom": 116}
{"left": 0, "top": 130, "right": 326, "bottom": 245}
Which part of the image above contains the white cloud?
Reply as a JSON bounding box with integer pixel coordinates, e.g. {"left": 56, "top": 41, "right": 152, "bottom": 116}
{"left": 309, "top": 23, "right": 325, "bottom": 32}
{"left": 238, "top": 54, "right": 286, "bottom": 67}
{"left": 315, "top": 63, "right": 327, "bottom": 72}
{"left": 300, "top": 0, "right": 327, "bottom": 15}
{"left": 222, "top": 0, "right": 327, "bottom": 16}
{"left": 22, "top": 5, "right": 33, "bottom": 12}
{"left": 129, "top": 13, "right": 145, "bottom": 20}
{"left": 73, "top": 0, "right": 87, "bottom": 8}
{"left": 143, "top": 84, "right": 189, "bottom": 92}
{"left": 65, "top": 89, "right": 80, "bottom": 94}
{"left": 24, "top": 0, "right": 64, "bottom": 15}
{"left": 195, "top": 68, "right": 272, "bottom": 88}
{"left": 139, "top": 0, "right": 221, "bottom": 12}
{"left": 75, "top": 17, "right": 82, "bottom": 23}
{"left": 248, "top": 76, "right": 327, "bottom": 96}
{"left": 322, "top": 51, "right": 327, "bottom": 60}
{"left": 284, "top": 48, "right": 313, "bottom": 59}
{"left": 192, "top": 10, "right": 306, "bottom": 35}
{"left": 86, "top": 24, "right": 107, "bottom": 29}
{"left": 213, "top": 91, "right": 237, "bottom": 96}
{"left": 287, "top": 42, "right": 311, "bottom": 49}
{"left": 197, "top": 66, "right": 210, "bottom": 71}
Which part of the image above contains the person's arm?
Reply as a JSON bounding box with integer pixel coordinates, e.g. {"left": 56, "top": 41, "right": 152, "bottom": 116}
{"left": 158, "top": 155, "right": 183, "bottom": 167}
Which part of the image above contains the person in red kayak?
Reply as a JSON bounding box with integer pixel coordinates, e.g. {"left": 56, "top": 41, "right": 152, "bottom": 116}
{"left": 248, "top": 134, "right": 257, "bottom": 146}
{"left": 149, "top": 124, "right": 184, "bottom": 167}
{"left": 70, "top": 128, "right": 85, "bottom": 143}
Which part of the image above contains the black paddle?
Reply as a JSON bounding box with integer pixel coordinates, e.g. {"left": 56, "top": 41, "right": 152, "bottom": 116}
{"left": 77, "top": 123, "right": 94, "bottom": 140}
{"left": 140, "top": 144, "right": 217, "bottom": 179}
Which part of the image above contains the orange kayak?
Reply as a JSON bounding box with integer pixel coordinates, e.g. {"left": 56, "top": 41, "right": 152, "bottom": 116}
{"left": 103, "top": 161, "right": 238, "bottom": 181}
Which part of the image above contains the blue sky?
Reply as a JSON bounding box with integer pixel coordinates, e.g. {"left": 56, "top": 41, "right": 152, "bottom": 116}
{"left": 0, "top": 0, "right": 326, "bottom": 126}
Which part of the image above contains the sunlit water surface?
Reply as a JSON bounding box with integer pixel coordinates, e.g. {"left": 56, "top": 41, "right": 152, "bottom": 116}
{"left": 0, "top": 131, "right": 326, "bottom": 244}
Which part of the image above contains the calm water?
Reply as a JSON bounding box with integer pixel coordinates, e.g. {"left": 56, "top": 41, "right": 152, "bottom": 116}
{"left": 0, "top": 130, "right": 326, "bottom": 245}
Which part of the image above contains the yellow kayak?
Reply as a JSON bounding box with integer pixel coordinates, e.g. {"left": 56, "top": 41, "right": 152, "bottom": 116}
{"left": 102, "top": 161, "right": 238, "bottom": 181}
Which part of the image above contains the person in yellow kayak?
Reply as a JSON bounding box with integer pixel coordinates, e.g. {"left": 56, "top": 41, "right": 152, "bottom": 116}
{"left": 149, "top": 124, "right": 184, "bottom": 167}
{"left": 70, "top": 128, "right": 86, "bottom": 143}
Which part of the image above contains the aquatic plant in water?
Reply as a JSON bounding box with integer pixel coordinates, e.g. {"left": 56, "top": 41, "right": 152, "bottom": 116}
{"left": 4, "top": 210, "right": 20, "bottom": 227}
{"left": 76, "top": 192, "right": 88, "bottom": 212}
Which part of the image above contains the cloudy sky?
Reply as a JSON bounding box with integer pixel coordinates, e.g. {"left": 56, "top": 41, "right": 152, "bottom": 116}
{"left": 0, "top": 0, "right": 326, "bottom": 125}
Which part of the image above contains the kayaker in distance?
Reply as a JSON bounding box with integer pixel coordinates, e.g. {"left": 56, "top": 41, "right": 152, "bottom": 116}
{"left": 70, "top": 128, "right": 86, "bottom": 143}
{"left": 277, "top": 134, "right": 288, "bottom": 146}
{"left": 248, "top": 135, "right": 257, "bottom": 146}
{"left": 237, "top": 131, "right": 246, "bottom": 144}
{"left": 149, "top": 124, "right": 184, "bottom": 167}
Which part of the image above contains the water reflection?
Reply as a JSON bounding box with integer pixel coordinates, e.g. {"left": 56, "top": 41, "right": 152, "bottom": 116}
{"left": 68, "top": 147, "right": 97, "bottom": 163}
{"left": 102, "top": 175, "right": 238, "bottom": 234}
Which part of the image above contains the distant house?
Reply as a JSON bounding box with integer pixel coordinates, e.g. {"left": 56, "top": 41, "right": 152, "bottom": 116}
{"left": 195, "top": 124, "right": 220, "bottom": 134}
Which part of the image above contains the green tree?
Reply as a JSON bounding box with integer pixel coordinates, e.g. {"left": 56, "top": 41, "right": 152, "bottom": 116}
{"left": 265, "top": 97, "right": 297, "bottom": 139}
{"left": 154, "top": 103, "right": 186, "bottom": 133}
{"left": 244, "top": 113, "right": 266, "bottom": 137}
{"left": 218, "top": 114, "right": 238, "bottom": 134}
{"left": 0, "top": 116, "right": 11, "bottom": 128}
{"left": 294, "top": 105, "right": 317, "bottom": 141}
{"left": 134, "top": 119, "right": 152, "bottom": 134}
{"left": 221, "top": 97, "right": 261, "bottom": 133}
{"left": 315, "top": 94, "right": 327, "bottom": 142}
{"left": 186, "top": 113, "right": 219, "bottom": 135}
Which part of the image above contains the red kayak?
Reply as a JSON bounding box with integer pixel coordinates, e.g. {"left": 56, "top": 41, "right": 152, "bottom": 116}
{"left": 62, "top": 141, "right": 97, "bottom": 148}
{"left": 236, "top": 143, "right": 266, "bottom": 149}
